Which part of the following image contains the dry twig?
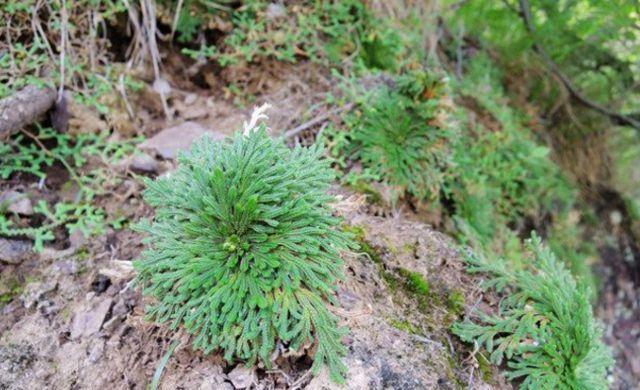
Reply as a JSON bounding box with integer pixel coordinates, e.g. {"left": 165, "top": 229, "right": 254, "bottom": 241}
{"left": 283, "top": 103, "right": 354, "bottom": 139}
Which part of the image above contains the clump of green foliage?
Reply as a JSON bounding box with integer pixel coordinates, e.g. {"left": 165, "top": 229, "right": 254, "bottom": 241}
{"left": 445, "top": 0, "right": 639, "bottom": 114}
{"left": 182, "top": 0, "right": 401, "bottom": 71}
{"left": 0, "top": 0, "right": 135, "bottom": 110}
{"left": 445, "top": 55, "right": 599, "bottom": 292}
{"left": 447, "top": 55, "right": 575, "bottom": 244}
{"left": 328, "top": 71, "right": 451, "bottom": 205}
{"left": 134, "top": 126, "right": 356, "bottom": 382}
{"left": 156, "top": 0, "right": 231, "bottom": 43}
{"left": 453, "top": 234, "right": 612, "bottom": 389}
{"left": 0, "top": 126, "right": 135, "bottom": 251}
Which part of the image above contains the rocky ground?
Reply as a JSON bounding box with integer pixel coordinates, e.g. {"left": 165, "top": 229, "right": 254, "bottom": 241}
{"left": 0, "top": 186, "right": 506, "bottom": 389}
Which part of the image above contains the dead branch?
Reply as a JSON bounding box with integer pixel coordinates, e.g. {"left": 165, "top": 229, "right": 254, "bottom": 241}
{"left": 283, "top": 103, "right": 354, "bottom": 139}
{"left": 517, "top": 0, "right": 640, "bottom": 131}
{"left": 0, "top": 85, "right": 57, "bottom": 140}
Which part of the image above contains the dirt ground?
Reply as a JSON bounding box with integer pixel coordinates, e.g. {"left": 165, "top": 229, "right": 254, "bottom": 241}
{"left": 0, "top": 188, "right": 506, "bottom": 389}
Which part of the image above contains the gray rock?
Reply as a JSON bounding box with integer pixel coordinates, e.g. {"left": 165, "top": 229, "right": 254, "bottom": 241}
{"left": 39, "top": 300, "right": 58, "bottom": 316}
{"left": 102, "top": 314, "right": 123, "bottom": 333}
{"left": 51, "top": 260, "right": 78, "bottom": 275}
{"left": 139, "top": 121, "right": 226, "bottom": 159}
{"left": 338, "top": 287, "right": 359, "bottom": 310}
{"left": 70, "top": 298, "right": 113, "bottom": 339}
{"left": 111, "top": 299, "right": 130, "bottom": 317}
{"left": 184, "top": 93, "right": 198, "bottom": 105}
{"left": 87, "top": 339, "right": 105, "bottom": 363}
{"left": 20, "top": 281, "right": 57, "bottom": 309}
{"left": 152, "top": 78, "right": 172, "bottom": 95}
{"left": 0, "top": 238, "right": 32, "bottom": 264}
{"left": 266, "top": 3, "right": 286, "bottom": 20}
{"left": 130, "top": 152, "right": 159, "bottom": 173}
{"left": 198, "top": 366, "right": 229, "bottom": 390}
{"left": 199, "top": 379, "right": 233, "bottom": 390}
{"left": 227, "top": 365, "right": 256, "bottom": 389}
{"left": 0, "top": 191, "right": 33, "bottom": 215}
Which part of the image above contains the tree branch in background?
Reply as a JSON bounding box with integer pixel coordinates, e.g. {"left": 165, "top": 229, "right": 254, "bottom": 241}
{"left": 517, "top": 0, "right": 640, "bottom": 131}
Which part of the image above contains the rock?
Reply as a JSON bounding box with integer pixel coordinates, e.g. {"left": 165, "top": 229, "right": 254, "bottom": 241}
{"left": 20, "top": 281, "right": 57, "bottom": 309}
{"left": 198, "top": 366, "right": 229, "bottom": 390}
{"left": 0, "top": 191, "right": 33, "bottom": 215}
{"left": 70, "top": 298, "right": 113, "bottom": 339}
{"left": 199, "top": 379, "right": 233, "bottom": 390}
{"left": 111, "top": 299, "right": 130, "bottom": 317}
{"left": 338, "top": 288, "right": 358, "bottom": 310}
{"left": 0, "top": 238, "right": 32, "bottom": 264}
{"left": 184, "top": 93, "right": 198, "bottom": 105}
{"left": 266, "top": 3, "right": 286, "bottom": 19}
{"left": 305, "top": 369, "right": 331, "bottom": 390}
{"left": 138, "top": 121, "right": 227, "bottom": 159}
{"left": 152, "top": 78, "right": 172, "bottom": 95}
{"left": 39, "top": 300, "right": 58, "bottom": 317}
{"left": 88, "top": 339, "right": 105, "bottom": 363}
{"left": 68, "top": 229, "right": 87, "bottom": 249}
{"left": 180, "top": 105, "right": 210, "bottom": 120}
{"left": 129, "top": 153, "right": 158, "bottom": 173}
{"left": 0, "top": 343, "right": 36, "bottom": 374}
{"left": 610, "top": 210, "right": 623, "bottom": 225}
{"left": 102, "top": 315, "right": 123, "bottom": 333}
{"left": 227, "top": 365, "right": 256, "bottom": 389}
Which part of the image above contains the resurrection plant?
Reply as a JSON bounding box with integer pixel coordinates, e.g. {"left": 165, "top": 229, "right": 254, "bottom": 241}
{"left": 453, "top": 234, "right": 612, "bottom": 389}
{"left": 134, "top": 112, "right": 355, "bottom": 382}
{"left": 347, "top": 87, "right": 449, "bottom": 205}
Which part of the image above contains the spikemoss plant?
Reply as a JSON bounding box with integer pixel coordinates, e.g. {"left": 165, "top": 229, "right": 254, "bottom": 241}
{"left": 345, "top": 87, "right": 450, "bottom": 205}
{"left": 453, "top": 234, "right": 612, "bottom": 389}
{"left": 134, "top": 123, "right": 355, "bottom": 382}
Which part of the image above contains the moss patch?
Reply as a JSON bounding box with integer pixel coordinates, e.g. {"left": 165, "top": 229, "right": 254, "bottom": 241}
{"left": 477, "top": 352, "right": 494, "bottom": 383}
{"left": 389, "top": 319, "right": 420, "bottom": 334}
{"left": 0, "top": 278, "right": 22, "bottom": 307}
{"left": 342, "top": 224, "right": 382, "bottom": 264}
{"left": 401, "top": 241, "right": 417, "bottom": 254}
{"left": 446, "top": 290, "right": 465, "bottom": 317}
{"left": 383, "top": 267, "right": 434, "bottom": 313}
{"left": 399, "top": 268, "right": 430, "bottom": 296}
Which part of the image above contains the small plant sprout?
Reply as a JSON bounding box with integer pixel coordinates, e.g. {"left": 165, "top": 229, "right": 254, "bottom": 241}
{"left": 134, "top": 105, "right": 356, "bottom": 383}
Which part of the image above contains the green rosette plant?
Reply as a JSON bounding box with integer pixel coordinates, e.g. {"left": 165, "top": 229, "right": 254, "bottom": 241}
{"left": 134, "top": 121, "right": 355, "bottom": 382}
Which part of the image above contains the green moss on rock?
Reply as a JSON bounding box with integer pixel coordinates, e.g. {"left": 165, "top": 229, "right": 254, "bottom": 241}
{"left": 446, "top": 290, "right": 465, "bottom": 317}
{"left": 342, "top": 224, "right": 382, "bottom": 264}
{"left": 389, "top": 319, "right": 420, "bottom": 334}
